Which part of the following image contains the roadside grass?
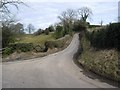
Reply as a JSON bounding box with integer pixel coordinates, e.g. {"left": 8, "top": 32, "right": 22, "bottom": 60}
{"left": 78, "top": 31, "right": 120, "bottom": 82}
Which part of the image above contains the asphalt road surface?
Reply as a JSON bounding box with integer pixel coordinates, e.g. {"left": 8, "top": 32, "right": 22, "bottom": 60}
{"left": 2, "top": 34, "right": 118, "bottom": 88}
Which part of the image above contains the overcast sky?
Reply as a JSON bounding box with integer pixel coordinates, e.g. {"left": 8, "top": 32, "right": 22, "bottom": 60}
{"left": 11, "top": 0, "right": 119, "bottom": 30}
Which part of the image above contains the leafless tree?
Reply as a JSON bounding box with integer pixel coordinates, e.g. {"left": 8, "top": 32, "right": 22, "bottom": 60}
{"left": 2, "top": 14, "right": 18, "bottom": 26}
{"left": 58, "top": 11, "right": 67, "bottom": 24}
{"left": 58, "top": 9, "right": 76, "bottom": 24}
{"left": 0, "top": 0, "right": 26, "bottom": 26}
{"left": 77, "top": 7, "right": 93, "bottom": 22}
{"left": 0, "top": 0, "right": 24, "bottom": 13}
{"left": 27, "top": 24, "right": 35, "bottom": 34}
{"left": 58, "top": 9, "right": 76, "bottom": 35}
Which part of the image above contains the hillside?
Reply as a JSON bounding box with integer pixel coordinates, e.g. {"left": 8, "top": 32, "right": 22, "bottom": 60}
{"left": 2, "top": 33, "right": 72, "bottom": 62}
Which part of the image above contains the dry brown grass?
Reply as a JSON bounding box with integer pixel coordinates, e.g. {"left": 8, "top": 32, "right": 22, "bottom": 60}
{"left": 78, "top": 35, "right": 120, "bottom": 82}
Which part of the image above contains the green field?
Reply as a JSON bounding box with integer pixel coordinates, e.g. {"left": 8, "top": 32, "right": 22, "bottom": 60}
{"left": 16, "top": 33, "right": 55, "bottom": 46}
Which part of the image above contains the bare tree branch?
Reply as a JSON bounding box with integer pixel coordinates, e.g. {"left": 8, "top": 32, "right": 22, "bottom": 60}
{"left": 77, "top": 7, "right": 93, "bottom": 22}
{"left": 0, "top": 0, "right": 27, "bottom": 13}
{"left": 0, "top": 0, "right": 27, "bottom": 26}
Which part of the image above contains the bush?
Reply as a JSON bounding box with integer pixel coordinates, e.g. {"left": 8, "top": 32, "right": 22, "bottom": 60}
{"left": 45, "top": 41, "right": 59, "bottom": 49}
{"left": 44, "top": 39, "right": 65, "bottom": 50}
{"left": 73, "top": 20, "right": 87, "bottom": 32}
{"left": 8, "top": 43, "right": 33, "bottom": 52}
{"left": 105, "top": 23, "right": 120, "bottom": 50}
{"left": 2, "top": 26, "right": 15, "bottom": 48}
{"left": 54, "top": 25, "right": 64, "bottom": 39}
{"left": 33, "top": 45, "right": 44, "bottom": 52}
{"left": 79, "top": 34, "right": 120, "bottom": 82}
{"left": 34, "top": 29, "right": 42, "bottom": 36}
{"left": 85, "top": 23, "right": 120, "bottom": 51}
{"left": 44, "top": 29, "right": 49, "bottom": 35}
{"left": 3, "top": 47, "right": 13, "bottom": 55}
{"left": 48, "top": 25, "right": 54, "bottom": 32}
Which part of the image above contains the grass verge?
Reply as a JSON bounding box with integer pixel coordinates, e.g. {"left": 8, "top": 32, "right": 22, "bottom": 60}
{"left": 78, "top": 33, "right": 120, "bottom": 82}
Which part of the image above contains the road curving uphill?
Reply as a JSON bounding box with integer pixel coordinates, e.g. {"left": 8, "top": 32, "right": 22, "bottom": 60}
{"left": 2, "top": 34, "right": 118, "bottom": 88}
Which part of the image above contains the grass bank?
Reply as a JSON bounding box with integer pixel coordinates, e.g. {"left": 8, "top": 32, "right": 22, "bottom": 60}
{"left": 78, "top": 33, "right": 120, "bottom": 82}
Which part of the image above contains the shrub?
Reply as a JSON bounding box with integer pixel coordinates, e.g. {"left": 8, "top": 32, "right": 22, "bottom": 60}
{"left": 2, "top": 26, "right": 15, "bottom": 48}
{"left": 48, "top": 25, "right": 54, "bottom": 32}
{"left": 85, "top": 23, "right": 120, "bottom": 51}
{"left": 54, "top": 25, "right": 64, "bottom": 39}
{"left": 44, "top": 40, "right": 64, "bottom": 50}
{"left": 44, "top": 35, "right": 70, "bottom": 51}
{"left": 34, "top": 29, "right": 42, "bottom": 36}
{"left": 45, "top": 41, "right": 57, "bottom": 49}
{"left": 8, "top": 43, "right": 33, "bottom": 52}
{"left": 44, "top": 29, "right": 49, "bottom": 35}
{"left": 3, "top": 47, "right": 13, "bottom": 55}
{"left": 33, "top": 45, "right": 44, "bottom": 52}
{"left": 79, "top": 34, "right": 120, "bottom": 82}
{"left": 73, "top": 20, "right": 87, "bottom": 32}
{"left": 105, "top": 23, "right": 120, "bottom": 50}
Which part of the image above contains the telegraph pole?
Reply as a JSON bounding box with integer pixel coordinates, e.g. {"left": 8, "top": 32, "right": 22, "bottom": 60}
{"left": 118, "top": 1, "right": 120, "bottom": 22}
